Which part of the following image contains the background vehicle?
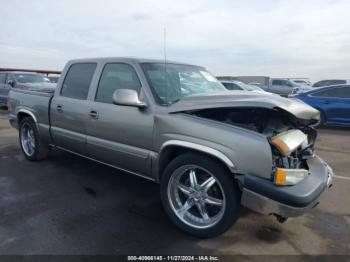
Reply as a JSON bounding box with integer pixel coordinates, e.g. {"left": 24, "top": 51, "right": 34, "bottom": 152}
{"left": 48, "top": 75, "right": 60, "bottom": 83}
{"left": 268, "top": 78, "right": 312, "bottom": 96}
{"left": 0, "top": 71, "right": 55, "bottom": 107}
{"left": 268, "top": 78, "right": 300, "bottom": 96}
{"left": 292, "top": 85, "right": 350, "bottom": 126}
{"left": 217, "top": 76, "right": 310, "bottom": 96}
{"left": 221, "top": 80, "right": 266, "bottom": 93}
{"left": 290, "top": 78, "right": 312, "bottom": 86}
{"left": 217, "top": 76, "right": 270, "bottom": 89}
{"left": 312, "top": 79, "right": 350, "bottom": 88}
{"left": 8, "top": 57, "right": 332, "bottom": 238}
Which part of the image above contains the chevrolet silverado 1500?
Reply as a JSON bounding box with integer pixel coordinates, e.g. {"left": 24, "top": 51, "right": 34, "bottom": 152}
{"left": 8, "top": 58, "right": 333, "bottom": 237}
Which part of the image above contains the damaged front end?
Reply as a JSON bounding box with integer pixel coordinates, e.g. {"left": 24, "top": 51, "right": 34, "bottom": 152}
{"left": 165, "top": 93, "right": 332, "bottom": 220}
{"left": 186, "top": 106, "right": 318, "bottom": 183}
{"left": 181, "top": 105, "right": 332, "bottom": 220}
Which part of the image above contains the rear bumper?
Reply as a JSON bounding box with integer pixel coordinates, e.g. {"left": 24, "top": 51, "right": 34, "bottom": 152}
{"left": 241, "top": 156, "right": 333, "bottom": 217}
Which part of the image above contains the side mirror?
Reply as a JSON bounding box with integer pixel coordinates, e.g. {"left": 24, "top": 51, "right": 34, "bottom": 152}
{"left": 7, "top": 80, "right": 15, "bottom": 87}
{"left": 112, "top": 89, "right": 146, "bottom": 108}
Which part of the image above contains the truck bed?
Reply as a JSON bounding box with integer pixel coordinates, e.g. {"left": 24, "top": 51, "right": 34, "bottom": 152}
{"left": 8, "top": 87, "right": 54, "bottom": 144}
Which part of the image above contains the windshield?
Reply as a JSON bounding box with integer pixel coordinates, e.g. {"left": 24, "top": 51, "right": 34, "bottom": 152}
{"left": 13, "top": 74, "right": 50, "bottom": 84}
{"left": 142, "top": 63, "right": 226, "bottom": 105}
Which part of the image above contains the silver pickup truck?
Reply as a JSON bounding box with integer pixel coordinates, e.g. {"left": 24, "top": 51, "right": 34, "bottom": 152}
{"left": 8, "top": 57, "right": 333, "bottom": 238}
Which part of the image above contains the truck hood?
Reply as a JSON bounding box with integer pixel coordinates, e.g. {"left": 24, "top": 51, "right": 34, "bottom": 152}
{"left": 166, "top": 91, "right": 320, "bottom": 122}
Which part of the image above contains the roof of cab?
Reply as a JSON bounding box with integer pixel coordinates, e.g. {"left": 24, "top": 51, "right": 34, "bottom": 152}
{"left": 67, "top": 57, "right": 201, "bottom": 67}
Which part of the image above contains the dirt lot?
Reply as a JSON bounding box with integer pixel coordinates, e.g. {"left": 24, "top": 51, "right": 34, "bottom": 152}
{"left": 0, "top": 110, "right": 349, "bottom": 255}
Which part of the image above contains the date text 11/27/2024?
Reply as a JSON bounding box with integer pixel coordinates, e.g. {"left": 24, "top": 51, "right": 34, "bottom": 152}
{"left": 127, "top": 256, "right": 219, "bottom": 261}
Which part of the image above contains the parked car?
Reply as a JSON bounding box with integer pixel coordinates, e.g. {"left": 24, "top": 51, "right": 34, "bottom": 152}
{"left": 290, "top": 79, "right": 312, "bottom": 86}
{"left": 8, "top": 57, "right": 332, "bottom": 238}
{"left": 267, "top": 79, "right": 312, "bottom": 96}
{"left": 217, "top": 76, "right": 311, "bottom": 96}
{"left": 48, "top": 75, "right": 60, "bottom": 83}
{"left": 221, "top": 80, "right": 266, "bottom": 93}
{"left": 291, "top": 85, "right": 350, "bottom": 126}
{"left": 312, "top": 79, "right": 350, "bottom": 88}
{"left": 0, "top": 71, "right": 55, "bottom": 108}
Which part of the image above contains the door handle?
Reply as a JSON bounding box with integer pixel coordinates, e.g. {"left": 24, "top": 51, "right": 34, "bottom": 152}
{"left": 56, "top": 104, "right": 63, "bottom": 112}
{"left": 324, "top": 101, "right": 330, "bottom": 104}
{"left": 88, "top": 110, "right": 99, "bottom": 119}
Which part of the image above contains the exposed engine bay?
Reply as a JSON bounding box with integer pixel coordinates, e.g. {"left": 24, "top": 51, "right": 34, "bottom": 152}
{"left": 186, "top": 107, "right": 318, "bottom": 171}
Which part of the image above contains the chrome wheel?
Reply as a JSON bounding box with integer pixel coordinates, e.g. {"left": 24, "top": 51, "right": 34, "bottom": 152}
{"left": 20, "top": 122, "right": 36, "bottom": 157}
{"left": 167, "top": 165, "right": 226, "bottom": 229}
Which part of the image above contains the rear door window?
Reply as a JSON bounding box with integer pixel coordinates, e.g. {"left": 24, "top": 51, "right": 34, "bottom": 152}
{"left": 314, "top": 87, "right": 350, "bottom": 98}
{"left": 61, "top": 63, "right": 97, "bottom": 100}
{"left": 333, "top": 87, "right": 350, "bottom": 98}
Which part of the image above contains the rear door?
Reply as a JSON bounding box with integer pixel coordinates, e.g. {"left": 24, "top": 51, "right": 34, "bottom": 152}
{"left": 86, "top": 62, "right": 154, "bottom": 177}
{"left": 50, "top": 63, "right": 97, "bottom": 155}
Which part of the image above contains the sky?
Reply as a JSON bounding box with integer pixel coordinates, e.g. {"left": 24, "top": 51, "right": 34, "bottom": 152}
{"left": 1, "top": 0, "right": 350, "bottom": 81}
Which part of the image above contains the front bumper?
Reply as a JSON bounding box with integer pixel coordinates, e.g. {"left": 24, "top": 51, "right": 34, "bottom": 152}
{"left": 241, "top": 156, "right": 333, "bottom": 217}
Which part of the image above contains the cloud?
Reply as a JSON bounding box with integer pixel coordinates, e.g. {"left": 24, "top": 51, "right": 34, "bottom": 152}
{"left": 0, "top": 0, "right": 349, "bottom": 81}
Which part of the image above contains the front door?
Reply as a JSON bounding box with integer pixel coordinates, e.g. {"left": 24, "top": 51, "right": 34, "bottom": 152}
{"left": 86, "top": 63, "right": 154, "bottom": 177}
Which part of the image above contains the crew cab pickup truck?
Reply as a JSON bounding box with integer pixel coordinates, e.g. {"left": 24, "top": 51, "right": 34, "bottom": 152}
{"left": 8, "top": 58, "right": 333, "bottom": 237}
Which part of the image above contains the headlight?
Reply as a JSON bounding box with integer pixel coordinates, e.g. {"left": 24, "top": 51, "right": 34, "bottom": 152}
{"left": 274, "top": 168, "right": 309, "bottom": 186}
{"left": 271, "top": 130, "right": 307, "bottom": 155}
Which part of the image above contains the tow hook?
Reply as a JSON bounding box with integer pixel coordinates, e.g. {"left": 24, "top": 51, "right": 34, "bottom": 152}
{"left": 274, "top": 214, "right": 288, "bottom": 223}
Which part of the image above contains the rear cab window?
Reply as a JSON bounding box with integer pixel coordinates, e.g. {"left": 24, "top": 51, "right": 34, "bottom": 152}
{"left": 61, "top": 63, "right": 97, "bottom": 100}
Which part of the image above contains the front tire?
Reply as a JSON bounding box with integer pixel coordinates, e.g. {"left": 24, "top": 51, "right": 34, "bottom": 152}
{"left": 160, "top": 153, "right": 241, "bottom": 238}
{"left": 19, "top": 117, "right": 49, "bottom": 161}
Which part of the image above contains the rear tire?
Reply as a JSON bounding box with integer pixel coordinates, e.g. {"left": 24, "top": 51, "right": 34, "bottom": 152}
{"left": 160, "top": 153, "right": 241, "bottom": 238}
{"left": 19, "top": 117, "right": 49, "bottom": 161}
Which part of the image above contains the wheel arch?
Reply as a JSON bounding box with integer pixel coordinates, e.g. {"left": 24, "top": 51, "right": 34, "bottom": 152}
{"left": 17, "top": 109, "right": 37, "bottom": 123}
{"left": 156, "top": 140, "right": 236, "bottom": 182}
